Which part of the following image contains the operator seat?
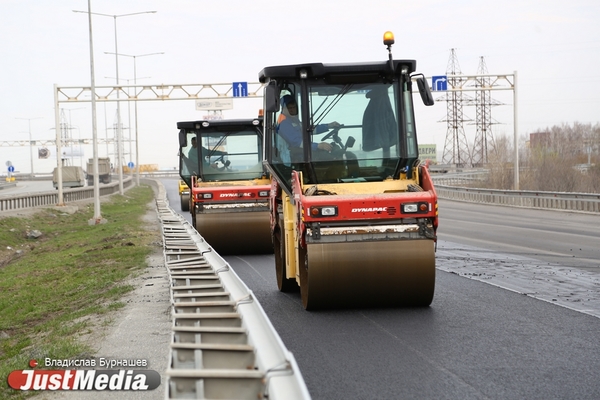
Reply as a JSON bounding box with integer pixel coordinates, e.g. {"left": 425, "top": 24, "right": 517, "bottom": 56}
{"left": 362, "top": 86, "right": 397, "bottom": 154}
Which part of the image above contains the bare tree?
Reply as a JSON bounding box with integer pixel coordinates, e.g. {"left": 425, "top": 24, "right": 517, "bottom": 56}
{"left": 480, "top": 122, "right": 599, "bottom": 193}
{"left": 485, "top": 134, "right": 513, "bottom": 189}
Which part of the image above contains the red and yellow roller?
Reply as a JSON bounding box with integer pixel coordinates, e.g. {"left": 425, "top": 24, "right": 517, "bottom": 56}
{"left": 260, "top": 32, "right": 438, "bottom": 309}
{"left": 177, "top": 117, "right": 273, "bottom": 255}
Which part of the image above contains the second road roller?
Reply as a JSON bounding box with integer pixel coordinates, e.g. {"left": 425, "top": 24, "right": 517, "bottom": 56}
{"left": 178, "top": 116, "right": 273, "bottom": 255}
{"left": 259, "top": 32, "right": 438, "bottom": 309}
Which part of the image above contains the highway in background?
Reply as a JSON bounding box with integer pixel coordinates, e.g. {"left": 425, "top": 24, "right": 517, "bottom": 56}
{"left": 0, "top": 179, "right": 55, "bottom": 195}
{"left": 437, "top": 200, "right": 600, "bottom": 271}
{"left": 161, "top": 178, "right": 600, "bottom": 400}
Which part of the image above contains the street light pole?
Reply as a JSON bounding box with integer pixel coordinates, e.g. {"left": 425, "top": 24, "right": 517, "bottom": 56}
{"left": 73, "top": 9, "right": 156, "bottom": 194}
{"left": 104, "top": 51, "right": 164, "bottom": 186}
{"left": 86, "top": 0, "right": 101, "bottom": 221}
{"left": 104, "top": 75, "right": 138, "bottom": 173}
{"left": 16, "top": 117, "right": 42, "bottom": 178}
{"left": 513, "top": 70, "right": 519, "bottom": 191}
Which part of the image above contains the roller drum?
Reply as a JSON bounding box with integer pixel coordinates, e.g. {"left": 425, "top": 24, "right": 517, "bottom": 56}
{"left": 195, "top": 211, "right": 272, "bottom": 255}
{"left": 302, "top": 239, "right": 435, "bottom": 309}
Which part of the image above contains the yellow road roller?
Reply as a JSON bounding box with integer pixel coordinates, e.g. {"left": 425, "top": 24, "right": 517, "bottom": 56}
{"left": 259, "top": 32, "right": 438, "bottom": 309}
{"left": 178, "top": 117, "right": 273, "bottom": 255}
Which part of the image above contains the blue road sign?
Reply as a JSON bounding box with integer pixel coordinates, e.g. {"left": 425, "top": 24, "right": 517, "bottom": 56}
{"left": 7, "top": 165, "right": 15, "bottom": 172}
{"left": 233, "top": 82, "right": 248, "bottom": 97}
{"left": 128, "top": 162, "right": 134, "bottom": 169}
{"left": 432, "top": 76, "right": 448, "bottom": 91}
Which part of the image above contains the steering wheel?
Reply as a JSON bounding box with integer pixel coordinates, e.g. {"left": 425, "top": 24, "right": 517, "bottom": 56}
{"left": 216, "top": 155, "right": 232, "bottom": 170}
{"left": 205, "top": 154, "right": 231, "bottom": 171}
{"left": 321, "top": 126, "right": 341, "bottom": 142}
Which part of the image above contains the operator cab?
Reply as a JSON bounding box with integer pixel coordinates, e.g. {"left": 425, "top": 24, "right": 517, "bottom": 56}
{"left": 259, "top": 32, "right": 434, "bottom": 195}
{"left": 178, "top": 118, "right": 266, "bottom": 188}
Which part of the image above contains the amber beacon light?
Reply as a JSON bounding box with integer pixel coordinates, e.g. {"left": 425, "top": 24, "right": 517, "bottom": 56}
{"left": 383, "top": 31, "right": 395, "bottom": 46}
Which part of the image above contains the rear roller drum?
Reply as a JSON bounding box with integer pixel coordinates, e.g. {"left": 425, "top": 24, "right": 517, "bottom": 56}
{"left": 195, "top": 211, "right": 272, "bottom": 255}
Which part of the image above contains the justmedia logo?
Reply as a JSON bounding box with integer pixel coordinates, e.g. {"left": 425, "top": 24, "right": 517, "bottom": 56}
{"left": 8, "top": 365, "right": 161, "bottom": 391}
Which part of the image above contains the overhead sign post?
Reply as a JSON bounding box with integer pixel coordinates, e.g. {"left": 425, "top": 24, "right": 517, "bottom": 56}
{"left": 51, "top": 81, "right": 265, "bottom": 206}
{"left": 431, "top": 72, "right": 518, "bottom": 189}
{"left": 232, "top": 82, "right": 248, "bottom": 97}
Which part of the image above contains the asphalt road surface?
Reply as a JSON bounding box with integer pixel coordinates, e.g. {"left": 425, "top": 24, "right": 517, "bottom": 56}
{"left": 161, "top": 178, "right": 600, "bottom": 400}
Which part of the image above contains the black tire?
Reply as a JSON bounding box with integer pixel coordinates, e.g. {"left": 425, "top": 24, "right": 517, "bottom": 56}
{"left": 274, "top": 230, "right": 296, "bottom": 292}
{"left": 180, "top": 194, "right": 190, "bottom": 212}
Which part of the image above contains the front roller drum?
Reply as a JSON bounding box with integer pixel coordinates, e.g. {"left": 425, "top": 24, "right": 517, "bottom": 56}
{"left": 300, "top": 239, "right": 435, "bottom": 310}
{"left": 195, "top": 211, "right": 272, "bottom": 255}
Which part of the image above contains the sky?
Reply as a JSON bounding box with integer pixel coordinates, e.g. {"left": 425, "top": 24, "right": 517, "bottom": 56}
{"left": 1, "top": 0, "right": 599, "bottom": 173}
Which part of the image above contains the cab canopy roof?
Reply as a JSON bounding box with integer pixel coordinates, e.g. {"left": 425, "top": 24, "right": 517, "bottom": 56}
{"left": 258, "top": 60, "right": 417, "bottom": 83}
{"left": 177, "top": 118, "right": 262, "bottom": 131}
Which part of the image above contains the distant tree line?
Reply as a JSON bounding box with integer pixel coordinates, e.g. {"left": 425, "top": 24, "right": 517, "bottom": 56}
{"left": 481, "top": 122, "right": 600, "bottom": 193}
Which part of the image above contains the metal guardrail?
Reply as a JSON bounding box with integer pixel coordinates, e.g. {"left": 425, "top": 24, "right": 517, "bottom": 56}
{"left": 154, "top": 182, "right": 311, "bottom": 400}
{"left": 435, "top": 184, "right": 600, "bottom": 213}
{"left": 0, "top": 177, "right": 134, "bottom": 212}
{"left": 0, "top": 171, "right": 177, "bottom": 212}
{"left": 431, "top": 171, "right": 489, "bottom": 186}
{"left": 429, "top": 171, "right": 600, "bottom": 213}
{"left": 3, "top": 170, "right": 179, "bottom": 182}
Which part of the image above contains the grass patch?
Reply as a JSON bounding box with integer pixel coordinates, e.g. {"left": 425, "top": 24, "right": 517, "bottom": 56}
{"left": 0, "top": 185, "right": 159, "bottom": 399}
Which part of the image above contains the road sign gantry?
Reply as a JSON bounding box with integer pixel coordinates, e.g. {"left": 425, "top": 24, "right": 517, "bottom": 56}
{"left": 56, "top": 82, "right": 264, "bottom": 103}
{"left": 51, "top": 81, "right": 265, "bottom": 207}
